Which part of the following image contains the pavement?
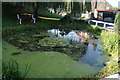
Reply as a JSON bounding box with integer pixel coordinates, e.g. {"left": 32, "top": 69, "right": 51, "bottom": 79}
{"left": 99, "top": 73, "right": 120, "bottom": 80}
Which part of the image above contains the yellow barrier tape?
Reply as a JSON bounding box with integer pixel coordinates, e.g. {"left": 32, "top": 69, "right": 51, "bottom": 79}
{"left": 38, "top": 16, "right": 60, "bottom": 20}
{"left": 21, "top": 13, "right": 32, "bottom": 15}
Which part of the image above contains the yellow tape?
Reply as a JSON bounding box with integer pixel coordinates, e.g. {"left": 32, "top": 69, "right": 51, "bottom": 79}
{"left": 38, "top": 16, "right": 60, "bottom": 20}
{"left": 21, "top": 13, "right": 32, "bottom": 15}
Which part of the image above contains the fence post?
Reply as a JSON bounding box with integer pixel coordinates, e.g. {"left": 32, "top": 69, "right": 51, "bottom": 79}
{"left": 104, "top": 23, "right": 106, "bottom": 28}
{"left": 95, "top": 21, "right": 98, "bottom": 26}
{"left": 20, "top": 19, "right": 22, "bottom": 24}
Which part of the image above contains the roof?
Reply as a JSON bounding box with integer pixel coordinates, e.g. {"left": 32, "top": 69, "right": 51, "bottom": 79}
{"left": 96, "top": 9, "right": 113, "bottom": 12}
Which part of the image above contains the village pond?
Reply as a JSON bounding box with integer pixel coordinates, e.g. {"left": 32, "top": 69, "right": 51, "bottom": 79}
{"left": 3, "top": 28, "right": 110, "bottom": 78}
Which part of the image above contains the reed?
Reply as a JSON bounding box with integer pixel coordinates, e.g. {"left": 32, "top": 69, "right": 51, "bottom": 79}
{"left": 2, "top": 59, "right": 31, "bottom": 80}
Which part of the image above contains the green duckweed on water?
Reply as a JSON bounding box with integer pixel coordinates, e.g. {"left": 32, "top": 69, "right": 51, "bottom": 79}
{"left": 3, "top": 41, "right": 100, "bottom": 78}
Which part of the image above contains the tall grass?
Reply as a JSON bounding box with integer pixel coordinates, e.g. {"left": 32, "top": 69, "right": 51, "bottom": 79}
{"left": 2, "top": 59, "right": 31, "bottom": 80}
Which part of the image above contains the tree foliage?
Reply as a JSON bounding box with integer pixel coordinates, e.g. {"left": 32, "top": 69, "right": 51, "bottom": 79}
{"left": 3, "top": 1, "right": 92, "bottom": 16}
{"left": 86, "top": 2, "right": 91, "bottom": 12}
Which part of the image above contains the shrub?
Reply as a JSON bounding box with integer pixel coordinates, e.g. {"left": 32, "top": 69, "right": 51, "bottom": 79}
{"left": 101, "top": 31, "right": 118, "bottom": 57}
{"left": 59, "top": 14, "right": 73, "bottom": 24}
{"left": 86, "top": 26, "right": 102, "bottom": 36}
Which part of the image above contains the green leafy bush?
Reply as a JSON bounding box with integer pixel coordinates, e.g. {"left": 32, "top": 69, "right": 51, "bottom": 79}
{"left": 86, "top": 26, "right": 102, "bottom": 36}
{"left": 114, "top": 13, "right": 120, "bottom": 32}
{"left": 101, "top": 31, "right": 118, "bottom": 57}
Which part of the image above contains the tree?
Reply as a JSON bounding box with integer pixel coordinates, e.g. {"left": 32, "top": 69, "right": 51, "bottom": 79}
{"left": 86, "top": 2, "right": 91, "bottom": 12}
{"left": 83, "top": 0, "right": 86, "bottom": 13}
{"left": 64, "top": 1, "right": 72, "bottom": 13}
{"left": 71, "top": 2, "right": 81, "bottom": 16}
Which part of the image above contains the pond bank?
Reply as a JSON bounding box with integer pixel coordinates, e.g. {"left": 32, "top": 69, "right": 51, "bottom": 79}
{"left": 95, "top": 31, "right": 119, "bottom": 78}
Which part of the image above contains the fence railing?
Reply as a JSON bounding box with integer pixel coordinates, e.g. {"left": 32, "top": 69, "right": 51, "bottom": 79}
{"left": 87, "top": 20, "right": 114, "bottom": 31}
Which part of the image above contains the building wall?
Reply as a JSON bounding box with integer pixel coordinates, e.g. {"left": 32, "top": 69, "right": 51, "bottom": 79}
{"left": 91, "top": 0, "right": 115, "bottom": 11}
{"left": 105, "top": 0, "right": 115, "bottom": 10}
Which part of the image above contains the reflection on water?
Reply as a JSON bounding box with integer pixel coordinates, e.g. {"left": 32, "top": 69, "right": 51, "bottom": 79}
{"left": 47, "top": 29, "right": 108, "bottom": 68}
{"left": 79, "top": 39, "right": 108, "bottom": 67}
{"left": 48, "top": 29, "right": 63, "bottom": 37}
{"left": 48, "top": 29, "right": 80, "bottom": 42}
{"left": 65, "top": 31, "right": 80, "bottom": 42}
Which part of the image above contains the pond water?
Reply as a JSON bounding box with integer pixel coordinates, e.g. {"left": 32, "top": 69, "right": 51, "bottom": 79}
{"left": 47, "top": 29, "right": 109, "bottom": 68}
{"left": 79, "top": 39, "right": 108, "bottom": 68}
